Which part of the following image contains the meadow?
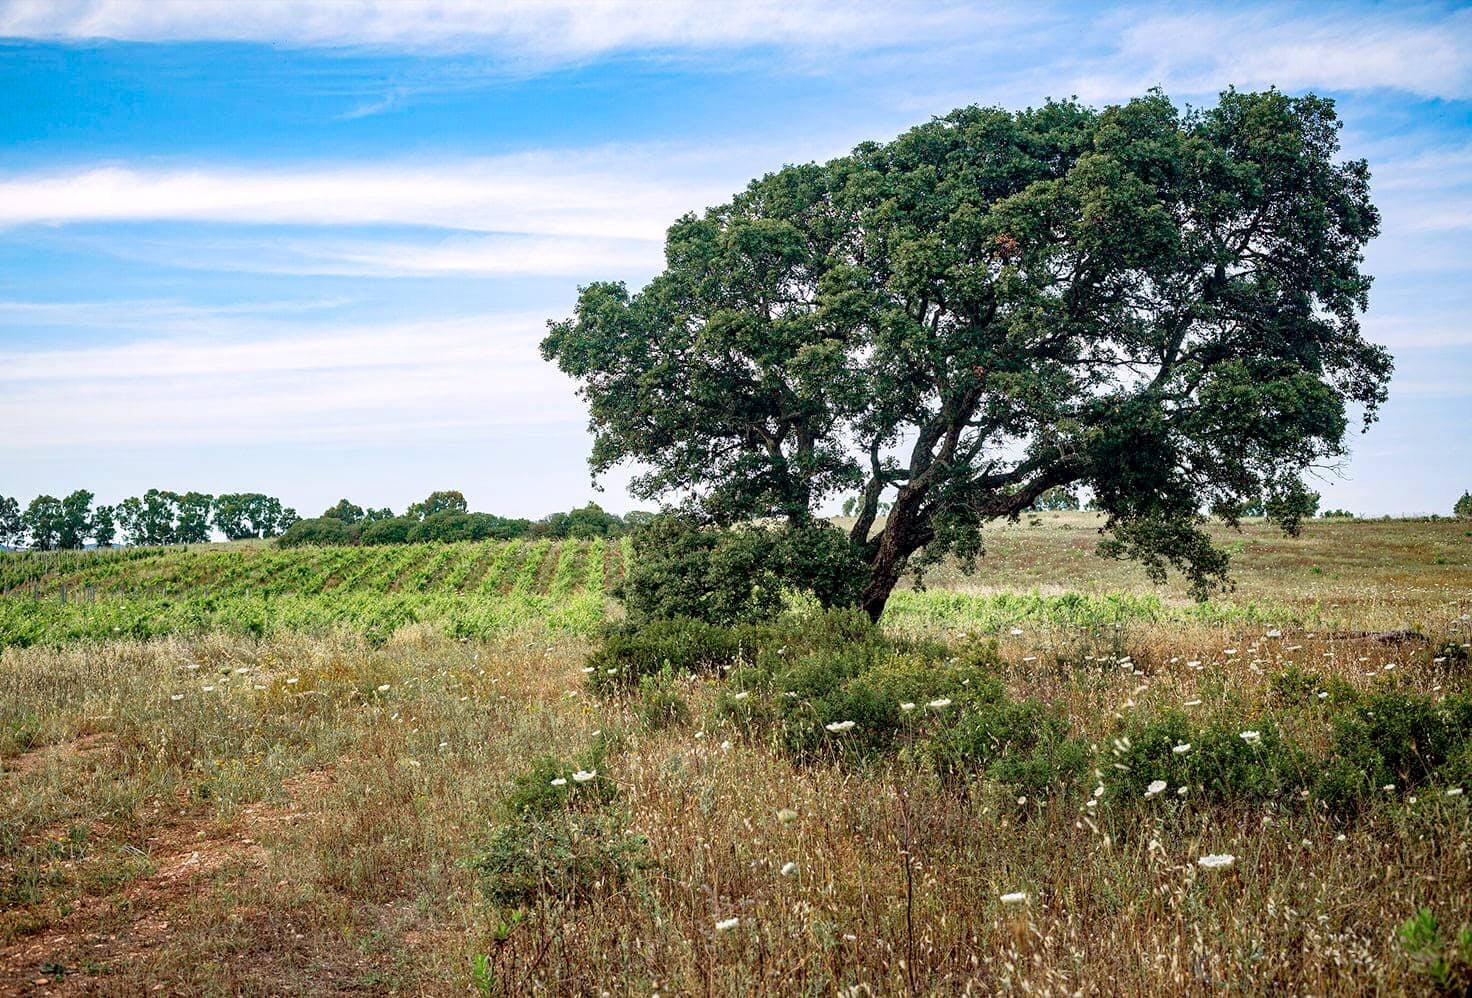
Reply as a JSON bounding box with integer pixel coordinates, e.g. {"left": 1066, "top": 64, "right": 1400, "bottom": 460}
{"left": 2, "top": 514, "right": 1470, "bottom": 994}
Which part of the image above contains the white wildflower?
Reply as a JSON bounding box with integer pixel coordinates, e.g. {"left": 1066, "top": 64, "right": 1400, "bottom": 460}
{"left": 1239, "top": 730, "right": 1262, "bottom": 745}
{"left": 999, "top": 891, "right": 1028, "bottom": 904}
{"left": 1145, "top": 780, "right": 1167, "bottom": 799}
{"left": 715, "top": 917, "right": 740, "bottom": 932}
{"left": 780, "top": 862, "right": 798, "bottom": 877}
{"left": 1172, "top": 743, "right": 1191, "bottom": 755}
{"left": 825, "top": 720, "right": 856, "bottom": 733}
{"left": 926, "top": 698, "right": 952, "bottom": 710}
{"left": 550, "top": 778, "right": 567, "bottom": 787}
{"left": 1197, "top": 853, "right": 1235, "bottom": 870}
{"left": 571, "top": 770, "right": 596, "bottom": 783}
{"left": 899, "top": 702, "right": 916, "bottom": 712}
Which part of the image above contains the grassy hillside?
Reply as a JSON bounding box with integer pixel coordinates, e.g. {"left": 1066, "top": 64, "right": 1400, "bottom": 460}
{"left": 1, "top": 518, "right": 1470, "bottom": 992}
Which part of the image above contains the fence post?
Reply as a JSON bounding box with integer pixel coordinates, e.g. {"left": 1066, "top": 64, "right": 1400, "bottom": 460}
{"left": 60, "top": 583, "right": 67, "bottom": 605}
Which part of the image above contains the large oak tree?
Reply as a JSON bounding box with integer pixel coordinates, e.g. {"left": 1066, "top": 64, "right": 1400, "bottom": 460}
{"left": 544, "top": 89, "right": 1391, "bottom": 621}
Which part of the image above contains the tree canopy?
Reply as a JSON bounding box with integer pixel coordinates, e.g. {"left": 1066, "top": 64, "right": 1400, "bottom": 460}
{"left": 544, "top": 88, "right": 1392, "bottom": 620}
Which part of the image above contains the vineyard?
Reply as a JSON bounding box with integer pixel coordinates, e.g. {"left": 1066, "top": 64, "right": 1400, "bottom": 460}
{"left": 0, "top": 537, "right": 631, "bottom": 647}
{"left": 3, "top": 515, "right": 1469, "bottom": 649}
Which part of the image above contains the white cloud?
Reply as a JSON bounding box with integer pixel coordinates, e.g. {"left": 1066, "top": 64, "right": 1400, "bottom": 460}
{"left": 0, "top": 313, "right": 583, "bottom": 447}
{"left": 1107, "top": 6, "right": 1472, "bottom": 100}
{"left": 82, "top": 231, "right": 665, "bottom": 279}
{"left": 0, "top": 149, "right": 742, "bottom": 238}
{"left": 0, "top": 0, "right": 1007, "bottom": 57}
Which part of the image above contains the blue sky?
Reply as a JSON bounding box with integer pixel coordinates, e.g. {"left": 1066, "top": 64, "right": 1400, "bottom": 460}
{"left": 2, "top": 0, "right": 1469, "bottom": 519}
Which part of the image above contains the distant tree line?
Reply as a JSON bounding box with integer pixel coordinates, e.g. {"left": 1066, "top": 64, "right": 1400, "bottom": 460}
{"left": 276, "top": 492, "right": 642, "bottom": 547}
{"left": 0, "top": 490, "right": 300, "bottom": 550}
{"left": 0, "top": 487, "right": 650, "bottom": 551}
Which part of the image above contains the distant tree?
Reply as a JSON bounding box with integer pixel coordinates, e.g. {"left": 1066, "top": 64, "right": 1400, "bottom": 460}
{"left": 1320, "top": 508, "right": 1354, "bottom": 519}
{"left": 213, "top": 493, "right": 288, "bottom": 540}
{"left": 0, "top": 496, "right": 21, "bottom": 548}
{"left": 277, "top": 516, "right": 359, "bottom": 547}
{"left": 22, "top": 495, "right": 64, "bottom": 550}
{"left": 1455, "top": 491, "right": 1472, "bottom": 519}
{"left": 117, "top": 489, "right": 182, "bottom": 546}
{"left": 622, "top": 510, "right": 657, "bottom": 528}
{"left": 278, "top": 507, "right": 301, "bottom": 532}
{"left": 545, "top": 89, "right": 1392, "bottom": 620}
{"left": 361, "top": 506, "right": 395, "bottom": 523}
{"left": 566, "top": 502, "right": 625, "bottom": 539}
{"left": 211, "top": 493, "right": 254, "bottom": 540}
{"left": 175, "top": 491, "right": 214, "bottom": 543}
{"left": 529, "top": 511, "right": 571, "bottom": 539}
{"left": 91, "top": 504, "right": 117, "bottom": 548}
{"left": 406, "top": 491, "right": 468, "bottom": 519}
{"left": 56, "top": 489, "right": 95, "bottom": 549}
{"left": 1030, "top": 487, "right": 1081, "bottom": 512}
{"left": 321, "top": 499, "right": 366, "bottom": 524}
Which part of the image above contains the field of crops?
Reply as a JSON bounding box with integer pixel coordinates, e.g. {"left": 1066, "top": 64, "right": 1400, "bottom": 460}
{"left": 0, "top": 537, "right": 632, "bottom": 647}
{"left": 3, "top": 518, "right": 1471, "bottom": 992}
{"left": 3, "top": 515, "right": 1469, "bottom": 648}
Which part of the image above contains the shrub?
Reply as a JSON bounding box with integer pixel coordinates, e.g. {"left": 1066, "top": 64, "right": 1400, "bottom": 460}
{"left": 501, "top": 752, "right": 616, "bottom": 819}
{"left": 1400, "top": 907, "right": 1472, "bottom": 993}
{"left": 277, "top": 516, "right": 359, "bottom": 547}
{"left": 928, "top": 698, "right": 1089, "bottom": 797}
{"left": 584, "top": 607, "right": 889, "bottom": 695}
{"left": 617, "top": 515, "right": 866, "bottom": 627}
{"left": 1323, "top": 689, "right": 1472, "bottom": 809}
{"left": 470, "top": 814, "right": 648, "bottom": 909}
{"left": 584, "top": 617, "right": 741, "bottom": 694}
{"left": 473, "top": 751, "right": 643, "bottom": 909}
{"left": 633, "top": 669, "right": 691, "bottom": 731}
{"left": 359, "top": 515, "right": 418, "bottom": 545}
{"left": 1106, "top": 712, "right": 1309, "bottom": 803}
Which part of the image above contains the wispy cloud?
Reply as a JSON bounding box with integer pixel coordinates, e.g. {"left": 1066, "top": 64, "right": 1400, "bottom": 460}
{"left": 74, "top": 231, "right": 666, "bottom": 279}
{"left": 0, "top": 0, "right": 1013, "bottom": 59}
{"left": 0, "top": 314, "right": 582, "bottom": 447}
{"left": 1105, "top": 6, "right": 1472, "bottom": 100}
{"left": 0, "top": 148, "right": 743, "bottom": 238}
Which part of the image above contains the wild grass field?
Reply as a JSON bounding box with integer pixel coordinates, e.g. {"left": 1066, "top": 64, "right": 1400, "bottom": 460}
{"left": 2, "top": 515, "right": 1470, "bottom": 994}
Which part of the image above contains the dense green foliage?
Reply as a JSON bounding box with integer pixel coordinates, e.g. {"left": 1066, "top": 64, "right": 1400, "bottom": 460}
{"left": 581, "top": 611, "right": 1471, "bottom": 809}
{"left": 278, "top": 516, "right": 361, "bottom": 547}
{"left": 545, "top": 88, "right": 1392, "bottom": 620}
{"left": 615, "top": 515, "right": 865, "bottom": 627}
{"left": 1456, "top": 491, "right": 1472, "bottom": 519}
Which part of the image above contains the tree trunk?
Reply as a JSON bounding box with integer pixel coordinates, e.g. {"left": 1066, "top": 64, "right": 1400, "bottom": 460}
{"left": 857, "top": 487, "right": 929, "bottom": 623}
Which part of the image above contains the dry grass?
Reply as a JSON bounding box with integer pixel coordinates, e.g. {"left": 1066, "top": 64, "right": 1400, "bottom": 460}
{"left": 1, "top": 521, "right": 1470, "bottom": 994}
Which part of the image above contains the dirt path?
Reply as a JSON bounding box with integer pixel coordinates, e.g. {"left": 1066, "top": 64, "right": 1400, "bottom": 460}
{"left": 0, "top": 767, "right": 331, "bottom": 996}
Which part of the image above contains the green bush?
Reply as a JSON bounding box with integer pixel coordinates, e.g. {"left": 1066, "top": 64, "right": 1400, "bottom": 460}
{"left": 1322, "top": 689, "right": 1472, "bottom": 809}
{"left": 359, "top": 515, "right": 418, "bottom": 545}
{"left": 584, "top": 607, "right": 887, "bottom": 694}
{"left": 633, "top": 670, "right": 691, "bottom": 731}
{"left": 277, "top": 516, "right": 359, "bottom": 547}
{"left": 616, "top": 515, "right": 866, "bottom": 627}
{"left": 473, "top": 750, "right": 644, "bottom": 908}
{"left": 928, "top": 698, "right": 1089, "bottom": 797}
{"left": 470, "top": 814, "right": 648, "bottom": 909}
{"left": 1106, "top": 712, "right": 1308, "bottom": 803}
{"left": 1400, "top": 907, "right": 1472, "bottom": 993}
{"left": 501, "top": 752, "right": 616, "bottom": 819}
